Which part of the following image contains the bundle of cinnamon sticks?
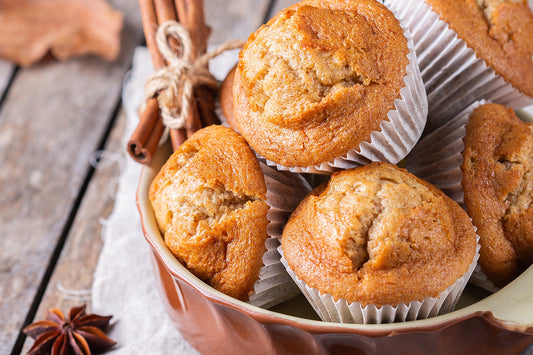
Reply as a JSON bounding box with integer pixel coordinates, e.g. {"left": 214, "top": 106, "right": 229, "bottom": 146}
{"left": 128, "top": 0, "right": 219, "bottom": 164}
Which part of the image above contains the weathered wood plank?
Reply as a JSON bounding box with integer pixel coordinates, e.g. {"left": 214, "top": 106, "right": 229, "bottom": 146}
{"left": 20, "top": 108, "right": 127, "bottom": 354}
{"left": 269, "top": 0, "right": 298, "bottom": 18}
{"left": 0, "top": 59, "right": 15, "bottom": 100}
{"left": 0, "top": 0, "right": 143, "bottom": 353}
{"left": 205, "top": 0, "right": 271, "bottom": 44}
{"left": 17, "top": 0, "right": 272, "bottom": 353}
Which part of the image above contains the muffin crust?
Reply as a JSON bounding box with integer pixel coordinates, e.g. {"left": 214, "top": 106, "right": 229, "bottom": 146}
{"left": 462, "top": 103, "right": 533, "bottom": 287}
{"left": 281, "top": 162, "right": 477, "bottom": 306}
{"left": 234, "top": 0, "right": 409, "bottom": 167}
{"left": 149, "top": 125, "right": 269, "bottom": 300}
{"left": 426, "top": 0, "right": 533, "bottom": 97}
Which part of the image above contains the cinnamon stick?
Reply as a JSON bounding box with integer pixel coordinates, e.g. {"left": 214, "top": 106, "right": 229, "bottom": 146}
{"left": 127, "top": 98, "right": 165, "bottom": 164}
{"left": 148, "top": 0, "right": 188, "bottom": 147}
{"left": 154, "top": 0, "right": 178, "bottom": 24}
{"left": 174, "top": 0, "right": 210, "bottom": 55}
{"left": 153, "top": 0, "right": 189, "bottom": 145}
{"left": 170, "top": 128, "right": 187, "bottom": 151}
{"left": 128, "top": 0, "right": 184, "bottom": 164}
{"left": 127, "top": 0, "right": 166, "bottom": 164}
{"left": 139, "top": 0, "right": 165, "bottom": 69}
{"left": 175, "top": 0, "right": 219, "bottom": 130}
{"left": 128, "top": 0, "right": 218, "bottom": 164}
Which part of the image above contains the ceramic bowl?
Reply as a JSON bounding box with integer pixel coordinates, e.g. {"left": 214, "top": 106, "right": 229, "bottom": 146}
{"left": 137, "top": 141, "right": 533, "bottom": 355}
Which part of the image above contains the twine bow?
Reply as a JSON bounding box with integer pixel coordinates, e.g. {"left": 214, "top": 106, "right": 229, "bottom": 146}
{"left": 144, "top": 20, "right": 245, "bottom": 130}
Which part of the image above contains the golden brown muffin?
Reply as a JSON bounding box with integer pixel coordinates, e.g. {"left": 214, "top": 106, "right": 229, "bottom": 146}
{"left": 426, "top": 0, "right": 533, "bottom": 97}
{"left": 149, "top": 125, "right": 269, "bottom": 301}
{"left": 220, "top": 65, "right": 238, "bottom": 131}
{"left": 233, "top": 0, "right": 409, "bottom": 167}
{"left": 281, "top": 162, "right": 477, "bottom": 307}
{"left": 462, "top": 103, "right": 533, "bottom": 287}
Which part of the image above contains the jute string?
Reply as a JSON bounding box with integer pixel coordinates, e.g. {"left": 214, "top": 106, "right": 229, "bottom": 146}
{"left": 144, "top": 20, "right": 245, "bottom": 130}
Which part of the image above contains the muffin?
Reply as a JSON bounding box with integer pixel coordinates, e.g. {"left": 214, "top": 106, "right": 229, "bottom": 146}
{"left": 281, "top": 162, "right": 478, "bottom": 323}
{"left": 150, "top": 125, "right": 309, "bottom": 304}
{"left": 385, "top": 0, "right": 533, "bottom": 130}
{"left": 233, "top": 0, "right": 427, "bottom": 174}
{"left": 406, "top": 102, "right": 533, "bottom": 290}
{"left": 462, "top": 103, "right": 533, "bottom": 288}
{"left": 220, "top": 65, "right": 238, "bottom": 131}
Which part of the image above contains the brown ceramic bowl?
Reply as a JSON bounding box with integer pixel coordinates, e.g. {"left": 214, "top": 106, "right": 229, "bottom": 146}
{"left": 137, "top": 141, "right": 533, "bottom": 355}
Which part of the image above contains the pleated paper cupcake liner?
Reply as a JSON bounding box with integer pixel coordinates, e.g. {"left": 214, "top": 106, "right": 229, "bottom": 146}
{"left": 279, "top": 238, "right": 480, "bottom": 324}
{"left": 404, "top": 100, "right": 505, "bottom": 293}
{"left": 405, "top": 100, "right": 485, "bottom": 204}
{"left": 469, "top": 265, "right": 500, "bottom": 294}
{"left": 384, "top": 0, "right": 533, "bottom": 132}
{"left": 248, "top": 163, "right": 312, "bottom": 309}
{"left": 262, "top": 2, "right": 427, "bottom": 175}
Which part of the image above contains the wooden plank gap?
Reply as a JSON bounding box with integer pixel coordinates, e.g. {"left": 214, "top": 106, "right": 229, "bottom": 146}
{"left": 263, "top": 0, "right": 277, "bottom": 23}
{"left": 9, "top": 96, "right": 124, "bottom": 355}
{"left": 0, "top": 66, "right": 19, "bottom": 115}
{"left": 10, "top": 156, "right": 97, "bottom": 355}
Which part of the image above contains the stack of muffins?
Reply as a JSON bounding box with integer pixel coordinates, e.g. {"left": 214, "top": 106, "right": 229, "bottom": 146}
{"left": 149, "top": 0, "right": 533, "bottom": 324}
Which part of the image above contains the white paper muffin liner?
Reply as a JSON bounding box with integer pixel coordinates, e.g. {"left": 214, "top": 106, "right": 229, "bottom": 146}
{"left": 469, "top": 265, "right": 500, "bottom": 294}
{"left": 279, "top": 238, "right": 479, "bottom": 324}
{"left": 384, "top": 0, "right": 533, "bottom": 131}
{"left": 405, "top": 100, "right": 503, "bottom": 293}
{"left": 248, "top": 163, "right": 312, "bottom": 309}
{"left": 261, "top": 3, "right": 427, "bottom": 175}
{"left": 405, "top": 100, "right": 485, "bottom": 205}
{"left": 216, "top": 97, "right": 313, "bottom": 307}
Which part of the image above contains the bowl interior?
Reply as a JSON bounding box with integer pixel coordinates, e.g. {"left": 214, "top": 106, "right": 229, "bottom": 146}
{"left": 137, "top": 139, "right": 533, "bottom": 333}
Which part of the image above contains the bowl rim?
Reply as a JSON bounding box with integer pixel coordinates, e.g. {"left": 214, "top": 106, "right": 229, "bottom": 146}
{"left": 137, "top": 141, "right": 533, "bottom": 336}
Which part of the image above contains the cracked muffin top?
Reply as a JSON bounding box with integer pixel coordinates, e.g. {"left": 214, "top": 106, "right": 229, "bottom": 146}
{"left": 149, "top": 125, "right": 269, "bottom": 301}
{"left": 233, "top": 0, "right": 409, "bottom": 167}
{"left": 281, "top": 162, "right": 477, "bottom": 306}
{"left": 425, "top": 0, "right": 533, "bottom": 97}
{"left": 462, "top": 103, "right": 533, "bottom": 287}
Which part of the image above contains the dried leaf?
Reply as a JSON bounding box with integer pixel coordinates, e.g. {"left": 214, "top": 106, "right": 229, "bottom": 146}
{"left": 0, "top": 0, "right": 123, "bottom": 66}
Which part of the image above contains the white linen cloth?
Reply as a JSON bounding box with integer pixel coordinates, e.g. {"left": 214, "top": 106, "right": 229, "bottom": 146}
{"left": 91, "top": 46, "right": 238, "bottom": 354}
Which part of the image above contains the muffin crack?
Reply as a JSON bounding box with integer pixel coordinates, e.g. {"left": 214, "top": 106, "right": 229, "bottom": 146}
{"left": 242, "top": 4, "right": 376, "bottom": 119}
{"left": 500, "top": 125, "right": 533, "bottom": 216}
{"left": 475, "top": 0, "right": 520, "bottom": 26}
{"left": 254, "top": 51, "right": 372, "bottom": 116}
{"left": 172, "top": 179, "right": 261, "bottom": 237}
{"left": 502, "top": 150, "right": 533, "bottom": 223}
{"left": 475, "top": 0, "right": 523, "bottom": 44}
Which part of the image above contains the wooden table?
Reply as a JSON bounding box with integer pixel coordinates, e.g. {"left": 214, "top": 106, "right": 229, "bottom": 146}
{"left": 0, "top": 0, "right": 296, "bottom": 353}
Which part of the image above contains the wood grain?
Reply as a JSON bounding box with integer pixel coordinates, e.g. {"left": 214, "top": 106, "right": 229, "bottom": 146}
{"left": 20, "top": 109, "right": 127, "bottom": 354}
{"left": 0, "top": 0, "right": 143, "bottom": 353}
{"left": 205, "top": 0, "right": 271, "bottom": 45}
{"left": 270, "top": 0, "right": 298, "bottom": 18}
{"left": 12, "top": 0, "right": 274, "bottom": 353}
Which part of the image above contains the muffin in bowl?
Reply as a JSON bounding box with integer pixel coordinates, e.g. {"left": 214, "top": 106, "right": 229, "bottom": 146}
{"left": 406, "top": 102, "right": 533, "bottom": 290}
{"left": 281, "top": 162, "right": 478, "bottom": 323}
{"left": 385, "top": 0, "right": 533, "bottom": 130}
{"left": 138, "top": 136, "right": 533, "bottom": 354}
{"left": 233, "top": 0, "right": 427, "bottom": 173}
{"left": 462, "top": 103, "right": 533, "bottom": 288}
{"left": 150, "top": 125, "right": 310, "bottom": 305}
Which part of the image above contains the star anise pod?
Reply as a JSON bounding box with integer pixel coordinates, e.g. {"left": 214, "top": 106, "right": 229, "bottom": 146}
{"left": 23, "top": 305, "right": 116, "bottom": 355}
